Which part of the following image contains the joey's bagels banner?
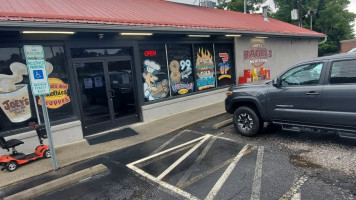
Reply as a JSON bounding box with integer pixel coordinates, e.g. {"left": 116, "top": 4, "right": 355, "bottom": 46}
{"left": 38, "top": 78, "right": 70, "bottom": 109}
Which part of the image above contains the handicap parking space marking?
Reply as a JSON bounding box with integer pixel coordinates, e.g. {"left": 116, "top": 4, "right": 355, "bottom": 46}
{"left": 126, "top": 131, "right": 264, "bottom": 200}
{"left": 176, "top": 136, "right": 218, "bottom": 186}
{"left": 127, "top": 134, "right": 211, "bottom": 200}
{"left": 177, "top": 146, "right": 257, "bottom": 189}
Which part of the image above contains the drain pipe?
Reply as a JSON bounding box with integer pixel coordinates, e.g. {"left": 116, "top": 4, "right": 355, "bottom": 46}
{"left": 244, "top": 0, "right": 246, "bottom": 14}
{"left": 319, "top": 35, "right": 327, "bottom": 45}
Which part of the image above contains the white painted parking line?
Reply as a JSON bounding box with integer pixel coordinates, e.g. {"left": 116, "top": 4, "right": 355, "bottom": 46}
{"left": 127, "top": 163, "right": 200, "bottom": 200}
{"left": 280, "top": 175, "right": 308, "bottom": 200}
{"left": 150, "top": 130, "right": 186, "bottom": 155}
{"left": 157, "top": 134, "right": 211, "bottom": 180}
{"left": 251, "top": 146, "right": 264, "bottom": 200}
{"left": 205, "top": 144, "right": 249, "bottom": 200}
{"left": 128, "top": 135, "right": 208, "bottom": 166}
{"left": 176, "top": 136, "right": 218, "bottom": 186}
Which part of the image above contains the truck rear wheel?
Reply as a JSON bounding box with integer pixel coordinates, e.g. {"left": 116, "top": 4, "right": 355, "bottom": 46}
{"left": 233, "top": 106, "right": 262, "bottom": 137}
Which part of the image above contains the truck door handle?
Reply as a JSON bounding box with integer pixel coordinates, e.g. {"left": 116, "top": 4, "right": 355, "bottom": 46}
{"left": 305, "top": 91, "right": 320, "bottom": 95}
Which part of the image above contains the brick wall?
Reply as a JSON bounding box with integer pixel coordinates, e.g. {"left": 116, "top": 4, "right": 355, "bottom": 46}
{"left": 340, "top": 40, "right": 356, "bottom": 53}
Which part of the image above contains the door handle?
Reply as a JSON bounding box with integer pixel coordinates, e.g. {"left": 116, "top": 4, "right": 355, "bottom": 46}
{"left": 109, "top": 89, "right": 115, "bottom": 98}
{"left": 305, "top": 91, "right": 320, "bottom": 95}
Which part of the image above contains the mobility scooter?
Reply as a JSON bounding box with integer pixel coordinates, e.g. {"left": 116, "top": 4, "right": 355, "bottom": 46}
{"left": 0, "top": 123, "right": 51, "bottom": 172}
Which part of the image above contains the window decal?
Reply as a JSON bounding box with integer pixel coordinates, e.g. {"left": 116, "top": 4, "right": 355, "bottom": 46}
{"left": 37, "top": 78, "right": 71, "bottom": 109}
{"left": 195, "top": 48, "right": 215, "bottom": 90}
{"left": 169, "top": 60, "right": 193, "bottom": 95}
{"left": 142, "top": 59, "right": 169, "bottom": 101}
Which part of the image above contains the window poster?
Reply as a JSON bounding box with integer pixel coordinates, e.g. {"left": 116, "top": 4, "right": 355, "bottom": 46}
{"left": 0, "top": 46, "right": 74, "bottom": 133}
{"left": 215, "top": 44, "right": 235, "bottom": 86}
{"left": 194, "top": 44, "right": 215, "bottom": 91}
{"left": 167, "top": 44, "right": 194, "bottom": 96}
{"left": 140, "top": 44, "right": 169, "bottom": 102}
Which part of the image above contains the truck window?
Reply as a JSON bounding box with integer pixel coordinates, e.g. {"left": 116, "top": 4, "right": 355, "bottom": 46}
{"left": 281, "top": 63, "right": 323, "bottom": 86}
{"left": 330, "top": 60, "right": 356, "bottom": 84}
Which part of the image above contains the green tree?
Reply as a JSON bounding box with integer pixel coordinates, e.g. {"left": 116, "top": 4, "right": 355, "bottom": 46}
{"left": 217, "top": 0, "right": 267, "bottom": 13}
{"left": 272, "top": 0, "right": 356, "bottom": 55}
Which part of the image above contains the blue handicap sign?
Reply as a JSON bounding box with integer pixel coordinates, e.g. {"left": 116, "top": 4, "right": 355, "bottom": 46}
{"left": 33, "top": 70, "right": 44, "bottom": 80}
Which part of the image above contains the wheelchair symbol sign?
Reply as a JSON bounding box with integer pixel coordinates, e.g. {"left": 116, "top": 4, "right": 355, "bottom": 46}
{"left": 26, "top": 59, "right": 50, "bottom": 95}
{"left": 33, "top": 70, "right": 44, "bottom": 80}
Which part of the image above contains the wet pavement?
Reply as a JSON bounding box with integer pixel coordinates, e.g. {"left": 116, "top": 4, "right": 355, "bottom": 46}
{"left": 2, "top": 113, "right": 355, "bottom": 200}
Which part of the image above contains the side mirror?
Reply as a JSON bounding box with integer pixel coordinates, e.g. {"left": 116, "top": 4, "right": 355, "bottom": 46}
{"left": 272, "top": 78, "right": 280, "bottom": 88}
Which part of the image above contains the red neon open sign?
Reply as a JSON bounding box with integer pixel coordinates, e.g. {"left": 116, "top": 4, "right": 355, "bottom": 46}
{"left": 144, "top": 50, "right": 157, "bottom": 57}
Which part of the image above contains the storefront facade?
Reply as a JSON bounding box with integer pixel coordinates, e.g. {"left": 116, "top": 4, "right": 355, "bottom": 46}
{"left": 0, "top": 0, "right": 324, "bottom": 153}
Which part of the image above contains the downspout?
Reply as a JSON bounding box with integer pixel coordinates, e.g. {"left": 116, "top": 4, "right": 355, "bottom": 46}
{"left": 318, "top": 35, "right": 327, "bottom": 45}
{"left": 244, "top": 0, "right": 246, "bottom": 14}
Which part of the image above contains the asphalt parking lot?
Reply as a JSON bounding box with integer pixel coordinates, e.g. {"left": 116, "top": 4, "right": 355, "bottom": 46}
{"left": 2, "top": 113, "right": 355, "bottom": 200}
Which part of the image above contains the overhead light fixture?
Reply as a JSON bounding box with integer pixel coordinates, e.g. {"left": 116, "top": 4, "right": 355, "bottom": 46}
{"left": 120, "top": 33, "right": 153, "bottom": 36}
{"left": 255, "top": 36, "right": 268, "bottom": 39}
{"left": 226, "top": 34, "right": 241, "bottom": 37}
{"left": 21, "top": 31, "right": 75, "bottom": 34}
{"left": 187, "top": 35, "right": 210, "bottom": 38}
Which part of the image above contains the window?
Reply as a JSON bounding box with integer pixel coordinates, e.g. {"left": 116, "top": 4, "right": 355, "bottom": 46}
{"left": 214, "top": 44, "right": 235, "bottom": 87}
{"left": 140, "top": 44, "right": 169, "bottom": 102}
{"left": 330, "top": 60, "right": 356, "bottom": 84}
{"left": 194, "top": 44, "right": 215, "bottom": 91}
{"left": 281, "top": 63, "right": 323, "bottom": 86}
{"left": 167, "top": 44, "right": 194, "bottom": 96}
{"left": 139, "top": 42, "right": 235, "bottom": 103}
{"left": 71, "top": 48, "right": 132, "bottom": 58}
{"left": 0, "top": 46, "right": 74, "bottom": 133}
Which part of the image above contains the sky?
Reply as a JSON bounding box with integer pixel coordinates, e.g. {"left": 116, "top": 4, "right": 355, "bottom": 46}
{"left": 166, "top": 0, "right": 356, "bottom": 34}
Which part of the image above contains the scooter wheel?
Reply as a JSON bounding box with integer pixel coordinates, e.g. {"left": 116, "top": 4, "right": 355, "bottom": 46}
{"left": 44, "top": 149, "right": 51, "bottom": 158}
{"left": 6, "top": 161, "right": 18, "bottom": 172}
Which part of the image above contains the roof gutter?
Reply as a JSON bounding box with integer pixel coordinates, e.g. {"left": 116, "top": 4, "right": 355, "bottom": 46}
{"left": 0, "top": 20, "right": 326, "bottom": 39}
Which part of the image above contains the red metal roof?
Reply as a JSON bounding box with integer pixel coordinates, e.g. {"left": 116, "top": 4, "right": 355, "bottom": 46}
{"left": 0, "top": 0, "right": 324, "bottom": 37}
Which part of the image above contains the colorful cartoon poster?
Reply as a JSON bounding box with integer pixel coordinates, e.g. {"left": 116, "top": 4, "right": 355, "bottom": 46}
{"left": 240, "top": 40, "right": 272, "bottom": 84}
{"left": 140, "top": 44, "right": 169, "bottom": 102}
{"left": 167, "top": 44, "right": 194, "bottom": 95}
{"left": 195, "top": 47, "right": 215, "bottom": 90}
{"left": 38, "top": 78, "right": 71, "bottom": 109}
{"left": 142, "top": 60, "right": 169, "bottom": 101}
{"left": 214, "top": 44, "right": 235, "bottom": 86}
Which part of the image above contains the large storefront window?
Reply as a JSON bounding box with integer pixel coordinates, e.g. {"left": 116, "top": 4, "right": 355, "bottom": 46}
{"left": 140, "top": 44, "right": 169, "bottom": 102}
{"left": 215, "top": 44, "right": 235, "bottom": 87}
{"left": 0, "top": 46, "right": 74, "bottom": 133}
{"left": 71, "top": 48, "right": 132, "bottom": 58}
{"left": 167, "top": 44, "right": 194, "bottom": 96}
{"left": 139, "top": 41, "right": 235, "bottom": 104}
{"left": 194, "top": 44, "right": 216, "bottom": 91}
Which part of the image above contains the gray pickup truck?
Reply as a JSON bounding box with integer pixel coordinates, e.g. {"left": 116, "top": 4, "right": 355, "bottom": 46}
{"left": 225, "top": 53, "right": 356, "bottom": 139}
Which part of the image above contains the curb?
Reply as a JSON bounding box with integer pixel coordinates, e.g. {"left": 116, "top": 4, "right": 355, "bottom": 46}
{"left": 4, "top": 164, "right": 108, "bottom": 200}
{"left": 212, "top": 119, "right": 233, "bottom": 130}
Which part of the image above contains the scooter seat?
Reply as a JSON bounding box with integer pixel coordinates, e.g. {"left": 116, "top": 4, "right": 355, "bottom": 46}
{"left": 0, "top": 136, "right": 24, "bottom": 150}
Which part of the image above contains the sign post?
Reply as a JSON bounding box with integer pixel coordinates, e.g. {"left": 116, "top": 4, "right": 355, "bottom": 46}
{"left": 24, "top": 45, "right": 58, "bottom": 171}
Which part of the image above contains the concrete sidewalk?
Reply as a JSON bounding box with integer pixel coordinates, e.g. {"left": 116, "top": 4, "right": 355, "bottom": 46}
{"left": 0, "top": 101, "right": 226, "bottom": 188}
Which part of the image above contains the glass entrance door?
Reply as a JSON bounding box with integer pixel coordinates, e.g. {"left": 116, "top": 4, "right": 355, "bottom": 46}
{"left": 107, "top": 60, "right": 137, "bottom": 121}
{"left": 74, "top": 59, "right": 138, "bottom": 135}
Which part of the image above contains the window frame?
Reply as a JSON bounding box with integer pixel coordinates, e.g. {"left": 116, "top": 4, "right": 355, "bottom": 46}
{"left": 279, "top": 62, "right": 324, "bottom": 87}
{"left": 328, "top": 59, "right": 356, "bottom": 85}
